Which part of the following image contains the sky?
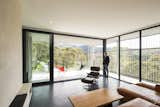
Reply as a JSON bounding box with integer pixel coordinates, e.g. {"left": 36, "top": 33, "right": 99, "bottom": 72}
{"left": 107, "top": 34, "right": 160, "bottom": 49}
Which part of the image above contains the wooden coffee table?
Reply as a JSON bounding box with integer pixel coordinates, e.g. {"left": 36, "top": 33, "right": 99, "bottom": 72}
{"left": 69, "top": 88, "right": 123, "bottom": 107}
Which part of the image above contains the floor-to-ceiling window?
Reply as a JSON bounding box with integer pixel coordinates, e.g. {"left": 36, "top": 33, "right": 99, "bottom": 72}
{"left": 54, "top": 35, "right": 103, "bottom": 81}
{"left": 120, "top": 32, "right": 139, "bottom": 83}
{"left": 23, "top": 30, "right": 103, "bottom": 83}
{"left": 142, "top": 27, "right": 160, "bottom": 84}
{"left": 106, "top": 25, "right": 160, "bottom": 84}
{"left": 106, "top": 37, "right": 119, "bottom": 79}
{"left": 25, "top": 31, "right": 51, "bottom": 83}
{"left": 23, "top": 25, "right": 160, "bottom": 84}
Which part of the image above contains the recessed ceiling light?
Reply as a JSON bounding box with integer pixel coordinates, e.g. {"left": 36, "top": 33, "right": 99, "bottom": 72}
{"left": 49, "top": 21, "right": 53, "bottom": 24}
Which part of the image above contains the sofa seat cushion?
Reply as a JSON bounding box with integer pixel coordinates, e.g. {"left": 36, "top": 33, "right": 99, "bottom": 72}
{"left": 118, "top": 98, "right": 159, "bottom": 107}
{"left": 118, "top": 84, "right": 160, "bottom": 105}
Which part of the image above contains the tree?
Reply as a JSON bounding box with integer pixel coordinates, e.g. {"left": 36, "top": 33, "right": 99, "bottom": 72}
{"left": 32, "top": 42, "right": 49, "bottom": 72}
{"left": 54, "top": 46, "right": 87, "bottom": 71}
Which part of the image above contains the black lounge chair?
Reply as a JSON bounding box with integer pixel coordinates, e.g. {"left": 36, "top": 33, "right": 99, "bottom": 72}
{"left": 81, "top": 66, "right": 100, "bottom": 84}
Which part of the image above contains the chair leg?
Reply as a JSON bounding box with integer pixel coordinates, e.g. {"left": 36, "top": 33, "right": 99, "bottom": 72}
{"left": 107, "top": 103, "right": 113, "bottom": 107}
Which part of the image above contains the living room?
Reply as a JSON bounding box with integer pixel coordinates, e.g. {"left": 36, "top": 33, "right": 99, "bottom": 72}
{"left": 0, "top": 0, "right": 160, "bottom": 107}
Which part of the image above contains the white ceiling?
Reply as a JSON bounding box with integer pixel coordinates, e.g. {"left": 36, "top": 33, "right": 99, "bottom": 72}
{"left": 22, "top": 0, "right": 160, "bottom": 38}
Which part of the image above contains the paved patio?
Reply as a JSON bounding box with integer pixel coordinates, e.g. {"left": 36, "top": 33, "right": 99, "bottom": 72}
{"left": 32, "top": 69, "right": 103, "bottom": 82}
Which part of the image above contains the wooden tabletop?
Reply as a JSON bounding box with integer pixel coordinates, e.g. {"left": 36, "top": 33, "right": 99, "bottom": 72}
{"left": 69, "top": 88, "right": 123, "bottom": 107}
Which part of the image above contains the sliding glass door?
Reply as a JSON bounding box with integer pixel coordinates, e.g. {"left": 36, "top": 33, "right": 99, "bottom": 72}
{"left": 54, "top": 35, "right": 103, "bottom": 81}
{"left": 120, "top": 32, "right": 139, "bottom": 83}
{"left": 25, "top": 31, "right": 51, "bottom": 83}
{"left": 24, "top": 30, "right": 103, "bottom": 83}
{"left": 105, "top": 26, "right": 160, "bottom": 84}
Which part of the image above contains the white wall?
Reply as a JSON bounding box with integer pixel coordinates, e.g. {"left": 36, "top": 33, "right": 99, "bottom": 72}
{"left": 0, "top": 0, "right": 22, "bottom": 107}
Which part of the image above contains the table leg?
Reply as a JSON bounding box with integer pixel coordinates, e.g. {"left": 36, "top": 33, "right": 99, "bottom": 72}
{"left": 102, "top": 103, "right": 112, "bottom": 107}
{"left": 107, "top": 103, "right": 112, "bottom": 107}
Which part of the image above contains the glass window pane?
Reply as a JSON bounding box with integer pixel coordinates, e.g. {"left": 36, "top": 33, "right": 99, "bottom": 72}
{"left": 120, "top": 32, "right": 139, "bottom": 83}
{"left": 106, "top": 37, "right": 119, "bottom": 79}
{"left": 26, "top": 32, "right": 50, "bottom": 82}
{"left": 54, "top": 35, "right": 103, "bottom": 81}
{"left": 142, "top": 27, "right": 160, "bottom": 84}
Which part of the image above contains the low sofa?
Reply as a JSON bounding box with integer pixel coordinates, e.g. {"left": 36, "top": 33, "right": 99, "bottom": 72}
{"left": 117, "top": 82, "right": 160, "bottom": 106}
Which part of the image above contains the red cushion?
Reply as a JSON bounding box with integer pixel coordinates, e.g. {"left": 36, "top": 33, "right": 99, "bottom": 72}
{"left": 56, "top": 66, "right": 65, "bottom": 72}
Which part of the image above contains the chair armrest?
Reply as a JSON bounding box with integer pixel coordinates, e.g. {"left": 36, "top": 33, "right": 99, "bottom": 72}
{"left": 155, "top": 84, "right": 160, "bottom": 92}
{"left": 135, "top": 82, "right": 155, "bottom": 91}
